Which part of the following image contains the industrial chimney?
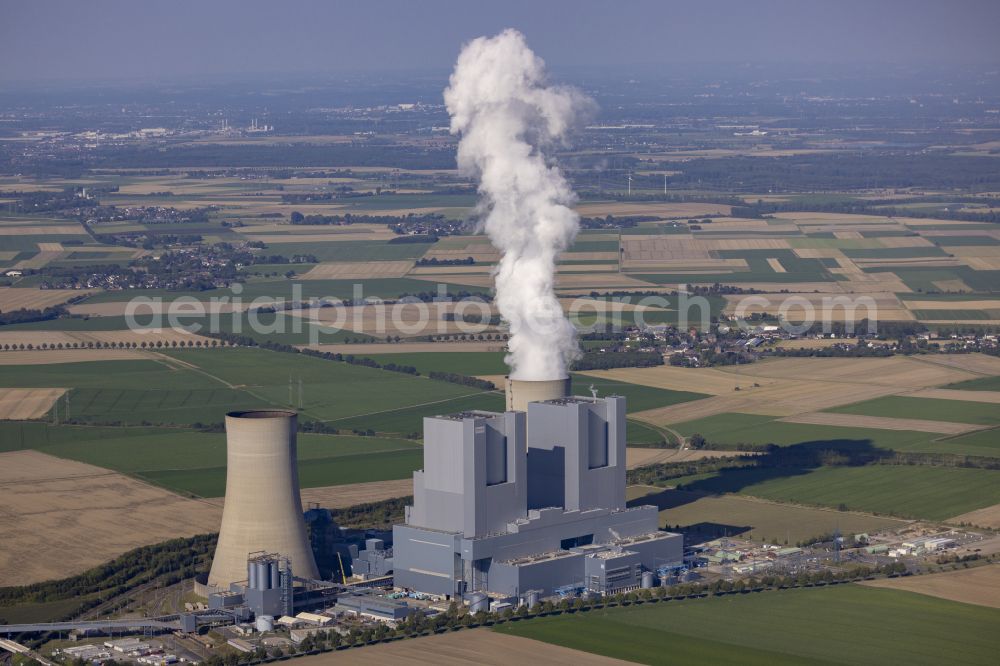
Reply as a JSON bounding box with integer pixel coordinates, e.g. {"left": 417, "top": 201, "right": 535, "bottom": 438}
{"left": 208, "top": 410, "right": 319, "bottom": 588}
{"left": 505, "top": 376, "right": 571, "bottom": 412}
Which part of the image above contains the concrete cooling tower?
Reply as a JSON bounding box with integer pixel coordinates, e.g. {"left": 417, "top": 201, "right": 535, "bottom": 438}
{"left": 208, "top": 410, "right": 319, "bottom": 588}
{"left": 505, "top": 376, "right": 571, "bottom": 412}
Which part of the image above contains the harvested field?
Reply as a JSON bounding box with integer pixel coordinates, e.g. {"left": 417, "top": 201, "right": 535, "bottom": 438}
{"left": 0, "top": 329, "right": 215, "bottom": 349}
{"left": 861, "top": 566, "right": 1000, "bottom": 610}
{"left": 298, "top": 479, "right": 413, "bottom": 508}
{"left": 579, "top": 366, "right": 777, "bottom": 395}
{"left": 903, "top": 299, "right": 1000, "bottom": 310}
{"left": 626, "top": 447, "right": 756, "bottom": 469}
{"left": 0, "top": 388, "right": 65, "bottom": 419}
{"left": 13, "top": 250, "right": 66, "bottom": 270}
{"left": 587, "top": 356, "right": 979, "bottom": 427}
{"left": 630, "top": 380, "right": 901, "bottom": 424}
{"left": 0, "top": 225, "right": 85, "bottom": 235}
{"left": 202, "top": 479, "right": 414, "bottom": 508}
{"left": 779, "top": 412, "right": 982, "bottom": 435}
{"left": 766, "top": 257, "right": 787, "bottom": 272}
{"left": 300, "top": 261, "right": 413, "bottom": 280}
{"left": 0, "top": 288, "right": 92, "bottom": 311}
{"left": 408, "top": 264, "right": 494, "bottom": 275}
{"left": 0, "top": 349, "right": 157, "bottom": 365}
{"left": 948, "top": 504, "right": 1000, "bottom": 530}
{"left": 299, "top": 341, "right": 502, "bottom": 354}
{"left": 909, "top": 388, "right": 1000, "bottom": 404}
{"left": 557, "top": 263, "right": 619, "bottom": 273}
{"left": 621, "top": 237, "right": 789, "bottom": 264}
{"left": 0, "top": 450, "right": 222, "bottom": 586}
{"left": 911, "top": 353, "right": 1000, "bottom": 376}
{"left": 728, "top": 356, "right": 977, "bottom": 388}
{"left": 297, "top": 627, "right": 632, "bottom": 666}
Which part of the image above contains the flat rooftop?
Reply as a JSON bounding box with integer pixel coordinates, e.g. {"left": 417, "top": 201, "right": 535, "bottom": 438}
{"left": 434, "top": 409, "right": 504, "bottom": 421}
{"left": 541, "top": 395, "right": 622, "bottom": 405}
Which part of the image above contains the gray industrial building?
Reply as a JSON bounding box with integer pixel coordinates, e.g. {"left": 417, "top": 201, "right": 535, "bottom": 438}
{"left": 392, "top": 393, "right": 682, "bottom": 601}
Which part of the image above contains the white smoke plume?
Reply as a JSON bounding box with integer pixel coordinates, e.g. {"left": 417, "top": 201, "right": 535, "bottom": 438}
{"left": 445, "top": 29, "right": 591, "bottom": 380}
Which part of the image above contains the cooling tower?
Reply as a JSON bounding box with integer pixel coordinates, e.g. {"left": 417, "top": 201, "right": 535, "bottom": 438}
{"left": 208, "top": 410, "right": 319, "bottom": 588}
{"left": 505, "top": 376, "right": 571, "bottom": 412}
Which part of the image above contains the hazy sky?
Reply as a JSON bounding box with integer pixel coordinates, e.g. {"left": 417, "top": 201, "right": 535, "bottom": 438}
{"left": 2, "top": 0, "right": 999, "bottom": 83}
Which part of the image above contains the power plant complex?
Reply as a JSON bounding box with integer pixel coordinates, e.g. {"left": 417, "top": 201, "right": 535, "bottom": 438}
{"left": 202, "top": 378, "right": 681, "bottom": 617}
{"left": 394, "top": 378, "right": 682, "bottom": 600}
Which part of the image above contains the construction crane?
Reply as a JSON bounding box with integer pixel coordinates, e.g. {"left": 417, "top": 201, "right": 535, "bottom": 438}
{"left": 336, "top": 552, "right": 348, "bottom": 584}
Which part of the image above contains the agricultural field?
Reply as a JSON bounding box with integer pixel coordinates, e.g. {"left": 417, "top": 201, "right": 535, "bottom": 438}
{"left": 0, "top": 348, "right": 499, "bottom": 427}
{"left": 627, "top": 485, "right": 906, "bottom": 544}
{"left": 494, "top": 585, "right": 1000, "bottom": 665}
{"left": 0, "top": 450, "right": 222, "bottom": 586}
{"left": 675, "top": 465, "right": 1000, "bottom": 521}
{"left": 666, "top": 412, "right": 1000, "bottom": 457}
{"left": 861, "top": 565, "right": 1000, "bottom": 609}
{"left": 298, "top": 628, "right": 628, "bottom": 666}
{"left": 826, "top": 395, "right": 1000, "bottom": 427}
{"left": 0, "top": 422, "right": 423, "bottom": 498}
{"left": 2, "top": 68, "right": 1000, "bottom": 626}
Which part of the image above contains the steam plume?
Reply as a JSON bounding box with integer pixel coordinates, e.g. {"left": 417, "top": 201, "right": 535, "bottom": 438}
{"left": 445, "top": 29, "right": 590, "bottom": 380}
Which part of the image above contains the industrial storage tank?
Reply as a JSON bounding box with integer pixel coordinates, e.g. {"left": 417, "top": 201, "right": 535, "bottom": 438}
{"left": 208, "top": 410, "right": 320, "bottom": 588}
{"left": 255, "top": 615, "right": 275, "bottom": 632}
{"left": 641, "top": 571, "right": 655, "bottom": 589}
{"left": 525, "top": 590, "right": 540, "bottom": 608}
{"left": 468, "top": 592, "right": 489, "bottom": 614}
{"left": 505, "top": 376, "right": 571, "bottom": 412}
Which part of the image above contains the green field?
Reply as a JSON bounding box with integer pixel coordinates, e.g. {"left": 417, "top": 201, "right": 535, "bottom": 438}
{"left": 677, "top": 464, "right": 1000, "bottom": 521}
{"left": 0, "top": 349, "right": 491, "bottom": 426}
{"left": 0, "top": 422, "right": 421, "bottom": 498}
{"left": 158, "top": 349, "right": 484, "bottom": 422}
{"left": 628, "top": 485, "right": 905, "bottom": 544}
{"left": 329, "top": 391, "right": 506, "bottom": 435}
{"left": 494, "top": 585, "right": 1000, "bottom": 665}
{"left": 355, "top": 351, "right": 508, "bottom": 376}
{"left": 827, "top": 396, "right": 1000, "bottom": 426}
{"left": 945, "top": 376, "right": 1000, "bottom": 391}
{"left": 669, "top": 412, "right": 1000, "bottom": 457}
{"left": 137, "top": 447, "right": 422, "bottom": 497}
{"left": 912, "top": 309, "right": 1000, "bottom": 321}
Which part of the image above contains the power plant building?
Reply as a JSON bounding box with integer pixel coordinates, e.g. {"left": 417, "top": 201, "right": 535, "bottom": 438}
{"left": 393, "top": 393, "right": 682, "bottom": 600}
